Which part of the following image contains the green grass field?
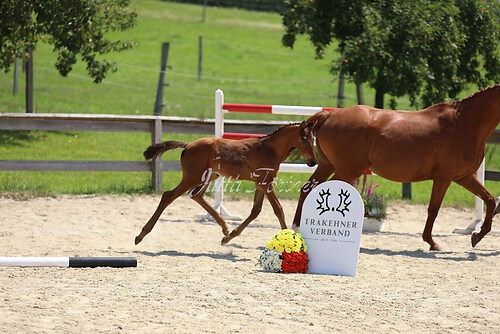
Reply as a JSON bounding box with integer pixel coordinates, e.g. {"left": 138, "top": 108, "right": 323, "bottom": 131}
{"left": 0, "top": 0, "right": 498, "bottom": 207}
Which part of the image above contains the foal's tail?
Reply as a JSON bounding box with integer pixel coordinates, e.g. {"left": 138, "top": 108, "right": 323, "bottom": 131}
{"left": 143, "top": 141, "right": 187, "bottom": 160}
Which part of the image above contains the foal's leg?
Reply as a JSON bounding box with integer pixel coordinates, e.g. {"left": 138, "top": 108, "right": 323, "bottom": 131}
{"left": 220, "top": 188, "right": 265, "bottom": 245}
{"left": 292, "top": 161, "right": 335, "bottom": 229}
{"left": 265, "top": 185, "right": 287, "bottom": 229}
{"left": 190, "top": 181, "right": 230, "bottom": 237}
{"left": 135, "top": 179, "right": 197, "bottom": 245}
{"left": 455, "top": 175, "right": 496, "bottom": 247}
{"left": 423, "top": 179, "right": 452, "bottom": 251}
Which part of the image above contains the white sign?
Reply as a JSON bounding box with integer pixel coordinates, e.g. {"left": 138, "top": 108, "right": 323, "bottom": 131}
{"left": 300, "top": 180, "right": 364, "bottom": 276}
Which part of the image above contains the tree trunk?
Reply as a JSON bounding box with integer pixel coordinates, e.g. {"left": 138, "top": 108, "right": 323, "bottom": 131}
{"left": 356, "top": 84, "right": 364, "bottom": 105}
{"left": 374, "top": 88, "right": 384, "bottom": 109}
{"left": 337, "top": 69, "right": 345, "bottom": 108}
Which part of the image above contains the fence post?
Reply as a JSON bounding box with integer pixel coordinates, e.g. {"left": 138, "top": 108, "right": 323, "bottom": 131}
{"left": 198, "top": 36, "right": 203, "bottom": 81}
{"left": 402, "top": 183, "right": 412, "bottom": 199}
{"left": 474, "top": 158, "right": 485, "bottom": 222}
{"left": 453, "top": 158, "right": 487, "bottom": 234}
{"left": 153, "top": 43, "right": 170, "bottom": 116}
{"left": 214, "top": 89, "right": 224, "bottom": 209}
{"left": 201, "top": 0, "right": 207, "bottom": 22}
{"left": 211, "top": 89, "right": 241, "bottom": 220}
{"left": 151, "top": 118, "right": 163, "bottom": 192}
{"left": 13, "top": 55, "right": 19, "bottom": 95}
{"left": 25, "top": 48, "right": 33, "bottom": 113}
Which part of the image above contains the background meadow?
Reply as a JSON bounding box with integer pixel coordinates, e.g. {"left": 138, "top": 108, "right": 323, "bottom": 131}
{"left": 0, "top": 0, "right": 498, "bottom": 206}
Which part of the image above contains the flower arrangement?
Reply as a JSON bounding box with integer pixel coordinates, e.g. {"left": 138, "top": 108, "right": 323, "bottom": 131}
{"left": 355, "top": 173, "right": 387, "bottom": 220}
{"left": 258, "top": 229, "right": 308, "bottom": 273}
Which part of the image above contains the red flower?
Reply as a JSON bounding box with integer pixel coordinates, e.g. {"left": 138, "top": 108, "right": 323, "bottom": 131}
{"left": 281, "top": 250, "right": 308, "bottom": 273}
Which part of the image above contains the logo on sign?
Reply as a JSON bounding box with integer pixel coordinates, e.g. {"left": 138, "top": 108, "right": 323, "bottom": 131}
{"left": 316, "top": 188, "right": 351, "bottom": 217}
{"left": 304, "top": 187, "right": 359, "bottom": 240}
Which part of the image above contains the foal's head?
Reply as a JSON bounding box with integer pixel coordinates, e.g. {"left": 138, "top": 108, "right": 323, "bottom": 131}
{"left": 295, "top": 121, "right": 317, "bottom": 167}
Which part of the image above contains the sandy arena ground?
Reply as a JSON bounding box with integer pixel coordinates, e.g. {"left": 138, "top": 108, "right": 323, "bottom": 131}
{"left": 0, "top": 194, "right": 499, "bottom": 333}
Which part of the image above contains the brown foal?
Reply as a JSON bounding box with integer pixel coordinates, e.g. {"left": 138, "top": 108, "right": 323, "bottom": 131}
{"left": 135, "top": 121, "right": 317, "bottom": 245}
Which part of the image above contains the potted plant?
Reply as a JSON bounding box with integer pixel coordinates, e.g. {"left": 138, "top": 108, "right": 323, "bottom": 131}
{"left": 355, "top": 174, "right": 388, "bottom": 232}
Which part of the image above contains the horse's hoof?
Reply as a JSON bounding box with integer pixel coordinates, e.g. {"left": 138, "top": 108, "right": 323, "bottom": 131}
{"left": 223, "top": 230, "right": 230, "bottom": 237}
{"left": 221, "top": 236, "right": 229, "bottom": 245}
{"left": 471, "top": 232, "right": 481, "bottom": 248}
{"left": 134, "top": 236, "right": 142, "bottom": 245}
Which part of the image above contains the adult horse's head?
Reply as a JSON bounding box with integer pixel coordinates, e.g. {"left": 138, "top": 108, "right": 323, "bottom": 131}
{"left": 296, "top": 121, "right": 317, "bottom": 167}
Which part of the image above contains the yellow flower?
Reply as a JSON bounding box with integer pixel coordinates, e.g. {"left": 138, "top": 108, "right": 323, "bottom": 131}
{"left": 266, "top": 229, "right": 308, "bottom": 253}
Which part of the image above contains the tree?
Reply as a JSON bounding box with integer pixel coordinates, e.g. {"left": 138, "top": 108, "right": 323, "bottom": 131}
{"left": 282, "top": 0, "right": 500, "bottom": 108}
{"left": 0, "top": 0, "right": 136, "bottom": 83}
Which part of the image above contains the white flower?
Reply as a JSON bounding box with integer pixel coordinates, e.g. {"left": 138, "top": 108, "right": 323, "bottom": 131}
{"left": 258, "top": 248, "right": 282, "bottom": 272}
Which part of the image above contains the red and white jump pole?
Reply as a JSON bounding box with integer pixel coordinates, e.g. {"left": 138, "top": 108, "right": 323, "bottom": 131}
{"left": 213, "top": 89, "right": 338, "bottom": 219}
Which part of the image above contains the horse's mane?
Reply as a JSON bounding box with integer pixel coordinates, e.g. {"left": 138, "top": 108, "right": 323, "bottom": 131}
{"left": 453, "top": 84, "right": 500, "bottom": 111}
{"left": 262, "top": 123, "right": 302, "bottom": 162}
{"left": 262, "top": 122, "right": 300, "bottom": 138}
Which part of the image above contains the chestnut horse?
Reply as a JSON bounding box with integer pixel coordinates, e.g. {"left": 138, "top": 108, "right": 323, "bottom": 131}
{"left": 292, "top": 85, "right": 500, "bottom": 251}
{"left": 135, "top": 122, "right": 317, "bottom": 245}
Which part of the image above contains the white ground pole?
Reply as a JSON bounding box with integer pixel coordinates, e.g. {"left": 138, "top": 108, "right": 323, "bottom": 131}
{"left": 0, "top": 257, "right": 69, "bottom": 267}
{"left": 453, "top": 159, "right": 500, "bottom": 235}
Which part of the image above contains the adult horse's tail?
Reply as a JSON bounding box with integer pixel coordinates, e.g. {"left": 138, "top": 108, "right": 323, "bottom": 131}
{"left": 143, "top": 141, "right": 187, "bottom": 160}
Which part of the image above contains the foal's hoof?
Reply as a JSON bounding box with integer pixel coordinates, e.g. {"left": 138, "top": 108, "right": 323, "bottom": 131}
{"left": 221, "top": 237, "right": 229, "bottom": 245}
{"left": 429, "top": 244, "right": 442, "bottom": 252}
{"left": 134, "top": 236, "right": 142, "bottom": 245}
{"left": 471, "top": 232, "right": 481, "bottom": 248}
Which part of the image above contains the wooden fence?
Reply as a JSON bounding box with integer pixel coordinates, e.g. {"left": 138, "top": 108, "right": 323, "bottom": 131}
{"left": 0, "top": 113, "right": 288, "bottom": 192}
{"left": 0, "top": 113, "right": 499, "bottom": 193}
